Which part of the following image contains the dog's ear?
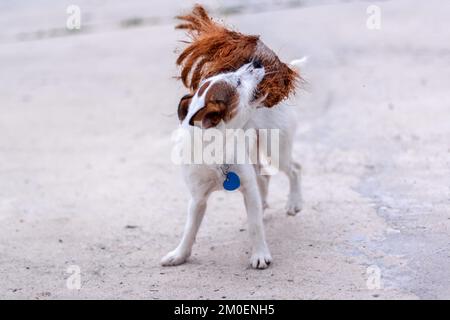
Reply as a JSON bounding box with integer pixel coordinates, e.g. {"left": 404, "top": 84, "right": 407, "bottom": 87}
{"left": 190, "top": 101, "right": 226, "bottom": 128}
{"left": 177, "top": 94, "right": 193, "bottom": 122}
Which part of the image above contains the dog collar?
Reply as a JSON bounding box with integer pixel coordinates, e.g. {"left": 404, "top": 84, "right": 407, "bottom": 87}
{"left": 220, "top": 165, "right": 240, "bottom": 191}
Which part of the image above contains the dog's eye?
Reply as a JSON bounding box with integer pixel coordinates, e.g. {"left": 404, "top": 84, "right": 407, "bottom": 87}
{"left": 237, "top": 79, "right": 241, "bottom": 87}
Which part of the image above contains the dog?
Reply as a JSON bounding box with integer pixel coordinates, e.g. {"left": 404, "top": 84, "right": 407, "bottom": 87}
{"left": 161, "top": 60, "right": 303, "bottom": 269}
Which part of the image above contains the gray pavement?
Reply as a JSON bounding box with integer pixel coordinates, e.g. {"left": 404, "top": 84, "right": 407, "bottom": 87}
{"left": 0, "top": 0, "right": 449, "bottom": 299}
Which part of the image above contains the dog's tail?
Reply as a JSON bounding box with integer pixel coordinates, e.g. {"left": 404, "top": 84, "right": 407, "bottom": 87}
{"left": 289, "top": 56, "right": 308, "bottom": 70}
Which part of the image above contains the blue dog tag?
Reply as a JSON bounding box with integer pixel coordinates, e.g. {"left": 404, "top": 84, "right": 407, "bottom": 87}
{"left": 223, "top": 171, "right": 240, "bottom": 191}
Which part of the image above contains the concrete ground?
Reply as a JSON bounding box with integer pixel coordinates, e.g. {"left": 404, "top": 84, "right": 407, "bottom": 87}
{"left": 0, "top": 0, "right": 449, "bottom": 299}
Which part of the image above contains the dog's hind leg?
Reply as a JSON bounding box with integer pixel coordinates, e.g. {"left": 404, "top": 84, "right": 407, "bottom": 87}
{"left": 256, "top": 173, "right": 270, "bottom": 210}
{"left": 281, "top": 161, "right": 303, "bottom": 216}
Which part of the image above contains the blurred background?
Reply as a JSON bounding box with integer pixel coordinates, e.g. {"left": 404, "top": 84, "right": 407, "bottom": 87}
{"left": 0, "top": 0, "right": 449, "bottom": 299}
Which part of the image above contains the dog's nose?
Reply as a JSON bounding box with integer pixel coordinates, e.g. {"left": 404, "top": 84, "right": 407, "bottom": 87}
{"left": 252, "top": 60, "right": 263, "bottom": 69}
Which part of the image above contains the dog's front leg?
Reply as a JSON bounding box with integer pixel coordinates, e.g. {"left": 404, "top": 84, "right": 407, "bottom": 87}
{"left": 161, "top": 197, "right": 207, "bottom": 266}
{"left": 240, "top": 166, "right": 272, "bottom": 269}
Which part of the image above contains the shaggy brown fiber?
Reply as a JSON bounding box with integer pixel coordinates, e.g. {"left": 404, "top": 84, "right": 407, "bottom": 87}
{"left": 175, "top": 5, "right": 300, "bottom": 108}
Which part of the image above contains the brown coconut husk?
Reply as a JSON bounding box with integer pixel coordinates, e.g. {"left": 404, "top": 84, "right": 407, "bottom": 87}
{"left": 175, "top": 5, "right": 300, "bottom": 108}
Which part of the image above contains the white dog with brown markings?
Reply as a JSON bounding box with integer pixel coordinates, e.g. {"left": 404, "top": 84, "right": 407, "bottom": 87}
{"left": 161, "top": 60, "right": 303, "bottom": 269}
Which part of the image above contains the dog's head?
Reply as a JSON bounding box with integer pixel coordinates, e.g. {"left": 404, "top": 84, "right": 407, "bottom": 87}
{"left": 176, "top": 5, "right": 300, "bottom": 108}
{"left": 177, "top": 60, "right": 265, "bottom": 129}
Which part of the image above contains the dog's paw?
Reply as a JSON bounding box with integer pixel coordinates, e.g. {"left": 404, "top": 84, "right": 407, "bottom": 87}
{"left": 286, "top": 197, "right": 302, "bottom": 216}
{"left": 161, "top": 249, "right": 190, "bottom": 267}
{"left": 250, "top": 251, "right": 272, "bottom": 269}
